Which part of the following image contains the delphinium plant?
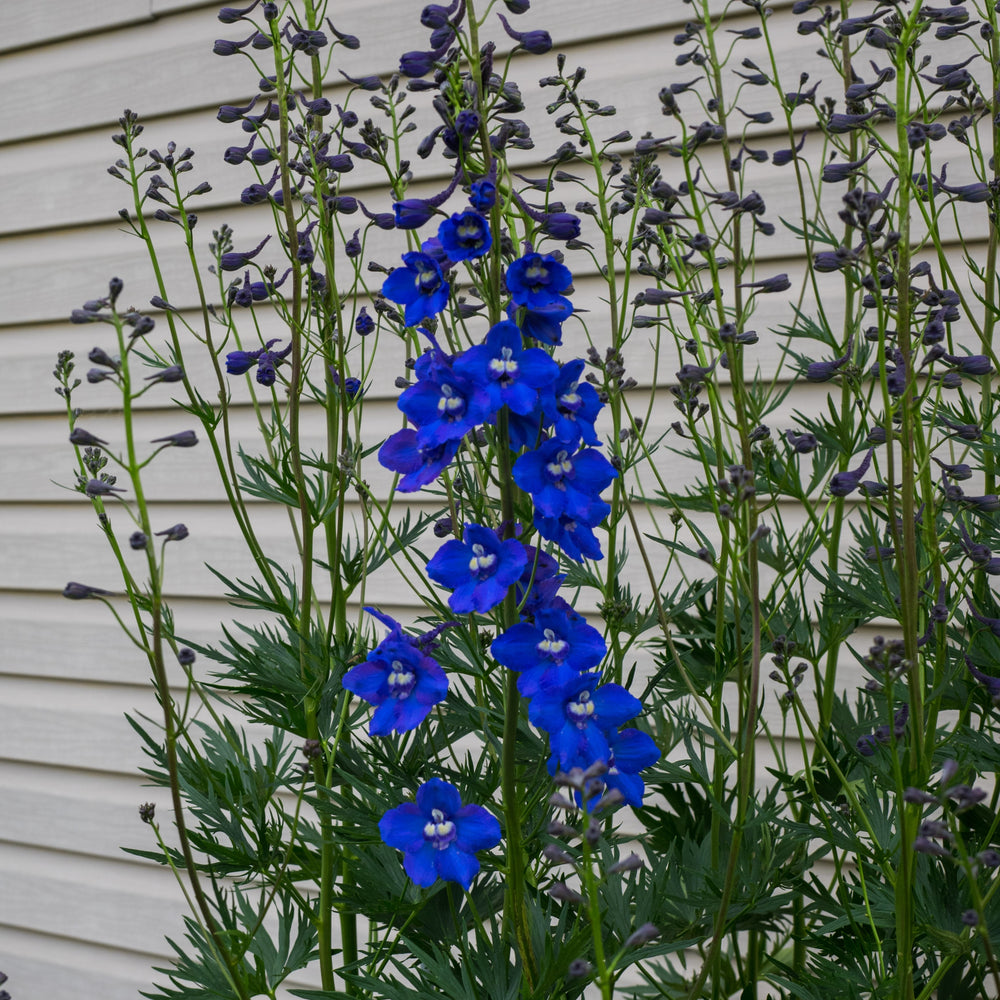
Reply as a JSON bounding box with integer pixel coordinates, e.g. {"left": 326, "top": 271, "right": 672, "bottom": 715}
{"left": 51, "top": 0, "right": 1000, "bottom": 997}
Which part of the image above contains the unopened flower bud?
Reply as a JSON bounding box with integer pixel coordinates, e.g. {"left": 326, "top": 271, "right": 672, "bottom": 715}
{"left": 625, "top": 922, "right": 661, "bottom": 948}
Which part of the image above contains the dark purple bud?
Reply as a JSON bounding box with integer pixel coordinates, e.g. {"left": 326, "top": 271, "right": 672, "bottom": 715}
{"left": 359, "top": 202, "right": 396, "bottom": 230}
{"left": 786, "top": 430, "right": 818, "bottom": 454}
{"left": 738, "top": 273, "right": 791, "bottom": 293}
{"left": 948, "top": 784, "right": 988, "bottom": 811}
{"left": 144, "top": 365, "right": 185, "bottom": 384}
{"left": 965, "top": 655, "right": 1000, "bottom": 701}
{"left": 69, "top": 428, "right": 108, "bottom": 448}
{"left": 345, "top": 229, "right": 362, "bottom": 258}
{"left": 829, "top": 448, "right": 874, "bottom": 497}
{"left": 325, "top": 18, "right": 360, "bottom": 49}
{"left": 856, "top": 734, "right": 877, "bottom": 757}
{"left": 155, "top": 523, "right": 189, "bottom": 542}
{"left": 87, "top": 368, "right": 115, "bottom": 383}
{"left": 504, "top": 0, "right": 530, "bottom": 11}
{"left": 355, "top": 307, "right": 375, "bottom": 336}
{"left": 220, "top": 235, "right": 270, "bottom": 271}
{"left": 942, "top": 352, "right": 992, "bottom": 376}
{"left": 962, "top": 910, "right": 979, "bottom": 927}
{"left": 218, "top": 1, "right": 261, "bottom": 24}
{"left": 151, "top": 430, "right": 198, "bottom": 448}
{"left": 129, "top": 531, "right": 148, "bottom": 550}
{"left": 904, "top": 787, "right": 938, "bottom": 804}
{"left": 806, "top": 336, "right": 854, "bottom": 381}
{"left": 772, "top": 133, "right": 806, "bottom": 166}
{"left": 63, "top": 581, "right": 115, "bottom": 600}
{"left": 826, "top": 110, "right": 880, "bottom": 133}
{"left": 940, "top": 416, "right": 982, "bottom": 441}
{"left": 497, "top": 13, "right": 551, "bottom": 53}
{"left": 84, "top": 479, "right": 125, "bottom": 498}
{"left": 913, "top": 837, "right": 950, "bottom": 857}
{"left": 625, "top": 923, "right": 661, "bottom": 948}
{"left": 399, "top": 36, "right": 452, "bottom": 77}
{"left": 339, "top": 70, "right": 383, "bottom": 91}
{"left": 327, "top": 195, "right": 359, "bottom": 214}
{"left": 178, "top": 647, "right": 196, "bottom": 666}
{"left": 838, "top": 11, "right": 886, "bottom": 35}
{"left": 978, "top": 850, "right": 1000, "bottom": 867}
{"left": 213, "top": 32, "right": 255, "bottom": 56}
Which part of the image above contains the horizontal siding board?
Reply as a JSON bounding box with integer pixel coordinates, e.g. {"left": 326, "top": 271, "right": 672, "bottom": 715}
{"left": 0, "top": 843, "right": 185, "bottom": 954}
{"left": 0, "top": 1, "right": 152, "bottom": 54}
{"left": 1, "top": 377, "right": 867, "bottom": 502}
{"left": 0, "top": 928, "right": 167, "bottom": 1000}
{"left": 4, "top": 1, "right": 799, "bottom": 144}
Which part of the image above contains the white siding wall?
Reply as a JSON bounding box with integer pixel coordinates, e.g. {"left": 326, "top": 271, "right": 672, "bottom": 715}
{"left": 0, "top": 0, "right": 914, "bottom": 995}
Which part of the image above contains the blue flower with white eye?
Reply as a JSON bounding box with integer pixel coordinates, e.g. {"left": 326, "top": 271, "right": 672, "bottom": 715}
{"left": 379, "top": 778, "right": 501, "bottom": 889}
{"left": 506, "top": 252, "right": 573, "bottom": 309}
{"left": 438, "top": 211, "right": 492, "bottom": 263}
{"left": 491, "top": 606, "right": 606, "bottom": 697}
{"left": 427, "top": 523, "right": 528, "bottom": 614}
{"left": 382, "top": 251, "right": 450, "bottom": 327}
{"left": 513, "top": 437, "right": 617, "bottom": 521}
{"left": 378, "top": 428, "right": 460, "bottom": 492}
{"left": 397, "top": 366, "right": 492, "bottom": 451}
{"left": 529, "top": 671, "right": 643, "bottom": 772}
{"left": 540, "top": 359, "right": 603, "bottom": 447}
{"left": 535, "top": 509, "right": 607, "bottom": 563}
{"left": 453, "top": 320, "right": 559, "bottom": 418}
{"left": 342, "top": 609, "right": 448, "bottom": 736}
{"left": 555, "top": 727, "right": 660, "bottom": 809}
{"left": 509, "top": 297, "right": 574, "bottom": 347}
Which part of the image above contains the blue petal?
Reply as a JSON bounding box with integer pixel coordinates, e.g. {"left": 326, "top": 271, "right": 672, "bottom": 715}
{"left": 390, "top": 696, "right": 434, "bottom": 732}
{"left": 342, "top": 660, "right": 387, "bottom": 703}
{"left": 404, "top": 840, "right": 439, "bottom": 887}
{"left": 382, "top": 268, "right": 418, "bottom": 306}
{"left": 593, "top": 684, "right": 643, "bottom": 728}
{"left": 491, "top": 623, "right": 541, "bottom": 669}
{"left": 454, "top": 804, "right": 501, "bottom": 852}
{"left": 610, "top": 728, "right": 660, "bottom": 772}
{"left": 379, "top": 802, "right": 427, "bottom": 852}
{"left": 435, "top": 845, "right": 479, "bottom": 889}
{"left": 427, "top": 539, "right": 476, "bottom": 589}
{"left": 416, "top": 777, "right": 463, "bottom": 816}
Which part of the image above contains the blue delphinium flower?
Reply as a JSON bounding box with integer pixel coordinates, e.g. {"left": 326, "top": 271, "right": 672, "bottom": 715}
{"left": 382, "top": 251, "right": 450, "bottom": 327}
{"left": 509, "top": 297, "right": 574, "bottom": 347}
{"left": 397, "top": 364, "right": 492, "bottom": 451}
{"left": 438, "top": 211, "right": 492, "bottom": 263}
{"left": 535, "top": 510, "right": 606, "bottom": 562}
{"left": 453, "top": 320, "right": 559, "bottom": 417}
{"left": 378, "top": 428, "right": 461, "bottom": 492}
{"left": 342, "top": 609, "right": 449, "bottom": 735}
{"left": 506, "top": 251, "right": 573, "bottom": 309}
{"left": 512, "top": 437, "right": 617, "bottom": 521}
{"left": 592, "top": 728, "right": 661, "bottom": 808}
{"left": 540, "top": 359, "right": 603, "bottom": 447}
{"left": 529, "top": 671, "right": 643, "bottom": 772}
{"left": 379, "top": 778, "right": 501, "bottom": 889}
{"left": 427, "top": 523, "right": 528, "bottom": 614}
{"left": 491, "top": 606, "right": 606, "bottom": 696}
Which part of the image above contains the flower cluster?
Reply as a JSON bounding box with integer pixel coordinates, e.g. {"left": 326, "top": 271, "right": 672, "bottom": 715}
{"left": 370, "top": 225, "right": 658, "bottom": 888}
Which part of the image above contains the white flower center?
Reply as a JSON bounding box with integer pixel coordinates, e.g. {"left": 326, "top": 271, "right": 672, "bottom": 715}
{"left": 387, "top": 659, "right": 416, "bottom": 698}
{"left": 468, "top": 542, "right": 497, "bottom": 575}
{"left": 537, "top": 628, "right": 568, "bottom": 658}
